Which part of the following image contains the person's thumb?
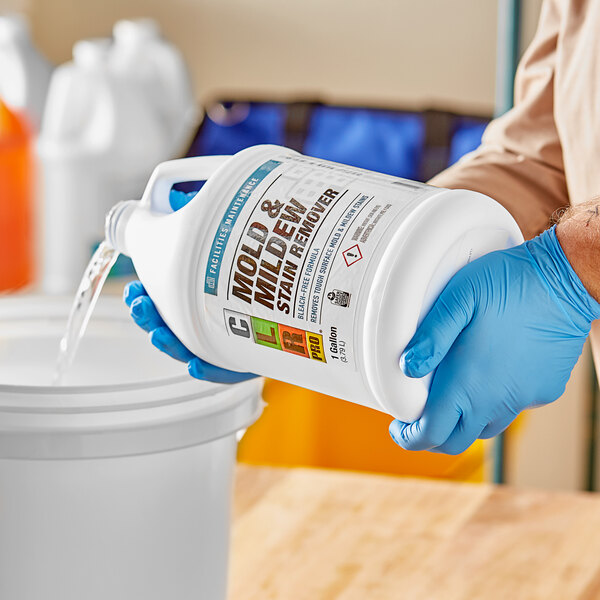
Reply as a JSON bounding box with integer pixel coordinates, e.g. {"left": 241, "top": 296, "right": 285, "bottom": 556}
{"left": 401, "top": 278, "right": 475, "bottom": 378}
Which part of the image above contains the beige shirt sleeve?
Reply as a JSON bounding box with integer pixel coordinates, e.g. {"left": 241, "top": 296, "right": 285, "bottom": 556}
{"left": 430, "top": 0, "right": 568, "bottom": 241}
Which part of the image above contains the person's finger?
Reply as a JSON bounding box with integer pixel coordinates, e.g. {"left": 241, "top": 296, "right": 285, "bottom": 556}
{"left": 123, "top": 280, "right": 147, "bottom": 307}
{"left": 150, "top": 326, "right": 196, "bottom": 362}
{"left": 129, "top": 295, "right": 166, "bottom": 333}
{"left": 429, "top": 416, "right": 486, "bottom": 455}
{"left": 401, "top": 276, "right": 475, "bottom": 379}
{"left": 188, "top": 357, "right": 257, "bottom": 384}
{"left": 169, "top": 189, "right": 198, "bottom": 212}
{"left": 479, "top": 411, "right": 518, "bottom": 439}
{"left": 389, "top": 389, "right": 462, "bottom": 451}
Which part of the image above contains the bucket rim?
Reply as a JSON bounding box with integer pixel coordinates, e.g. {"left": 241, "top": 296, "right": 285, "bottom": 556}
{"left": 0, "top": 294, "right": 263, "bottom": 458}
{"left": 0, "top": 293, "right": 257, "bottom": 411}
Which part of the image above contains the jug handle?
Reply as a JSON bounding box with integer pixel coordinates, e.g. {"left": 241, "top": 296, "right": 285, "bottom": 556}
{"left": 140, "top": 155, "right": 230, "bottom": 214}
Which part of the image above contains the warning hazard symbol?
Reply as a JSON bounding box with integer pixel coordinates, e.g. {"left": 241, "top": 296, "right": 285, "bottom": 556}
{"left": 342, "top": 244, "right": 363, "bottom": 267}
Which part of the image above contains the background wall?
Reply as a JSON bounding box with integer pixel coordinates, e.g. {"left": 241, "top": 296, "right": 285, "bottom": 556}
{"left": 11, "top": 0, "right": 542, "bottom": 113}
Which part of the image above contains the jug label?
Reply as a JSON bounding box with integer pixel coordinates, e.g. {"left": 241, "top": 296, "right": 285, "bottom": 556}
{"left": 205, "top": 153, "right": 431, "bottom": 369}
{"left": 205, "top": 159, "right": 282, "bottom": 295}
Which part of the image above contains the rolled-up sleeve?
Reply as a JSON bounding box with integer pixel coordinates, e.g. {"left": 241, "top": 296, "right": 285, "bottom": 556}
{"left": 430, "top": 0, "right": 567, "bottom": 241}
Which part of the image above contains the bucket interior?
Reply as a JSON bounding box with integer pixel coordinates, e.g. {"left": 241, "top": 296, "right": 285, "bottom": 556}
{"left": 0, "top": 294, "right": 190, "bottom": 388}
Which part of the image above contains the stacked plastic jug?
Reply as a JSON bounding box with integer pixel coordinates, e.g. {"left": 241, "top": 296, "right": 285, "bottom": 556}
{"left": 38, "top": 19, "right": 198, "bottom": 293}
{"left": 0, "top": 14, "right": 52, "bottom": 291}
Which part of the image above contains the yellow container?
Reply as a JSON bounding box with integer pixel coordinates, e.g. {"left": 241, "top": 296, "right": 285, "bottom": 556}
{"left": 239, "top": 379, "right": 485, "bottom": 481}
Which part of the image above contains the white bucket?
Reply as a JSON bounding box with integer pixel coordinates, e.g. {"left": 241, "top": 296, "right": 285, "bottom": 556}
{"left": 0, "top": 295, "right": 262, "bottom": 600}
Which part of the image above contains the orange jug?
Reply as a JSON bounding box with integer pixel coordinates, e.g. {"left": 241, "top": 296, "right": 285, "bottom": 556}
{"left": 0, "top": 100, "right": 33, "bottom": 291}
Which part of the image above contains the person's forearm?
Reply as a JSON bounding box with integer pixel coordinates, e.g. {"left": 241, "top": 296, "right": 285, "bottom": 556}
{"left": 556, "top": 201, "right": 600, "bottom": 302}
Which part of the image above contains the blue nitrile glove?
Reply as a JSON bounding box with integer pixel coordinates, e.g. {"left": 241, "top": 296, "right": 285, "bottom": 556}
{"left": 389, "top": 225, "right": 600, "bottom": 455}
{"left": 123, "top": 188, "right": 256, "bottom": 384}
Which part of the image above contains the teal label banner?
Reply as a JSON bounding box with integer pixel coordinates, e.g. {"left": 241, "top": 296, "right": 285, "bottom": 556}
{"left": 204, "top": 159, "right": 281, "bottom": 295}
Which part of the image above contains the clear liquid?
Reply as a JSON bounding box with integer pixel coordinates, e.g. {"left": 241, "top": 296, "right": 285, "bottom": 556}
{"left": 53, "top": 241, "right": 119, "bottom": 385}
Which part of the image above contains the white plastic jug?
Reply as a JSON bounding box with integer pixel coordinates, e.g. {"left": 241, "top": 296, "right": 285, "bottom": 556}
{"left": 106, "top": 144, "right": 523, "bottom": 422}
{"left": 38, "top": 37, "right": 176, "bottom": 293}
{"left": 0, "top": 294, "right": 262, "bottom": 600}
{"left": 110, "top": 18, "right": 199, "bottom": 158}
{"left": 0, "top": 13, "right": 52, "bottom": 130}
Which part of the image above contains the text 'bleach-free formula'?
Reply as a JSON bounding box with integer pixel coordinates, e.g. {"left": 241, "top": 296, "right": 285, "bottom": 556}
{"left": 106, "top": 145, "right": 523, "bottom": 421}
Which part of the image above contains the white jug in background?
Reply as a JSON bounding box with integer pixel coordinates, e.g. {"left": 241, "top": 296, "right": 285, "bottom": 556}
{"left": 38, "top": 38, "right": 171, "bottom": 293}
{"left": 0, "top": 13, "right": 52, "bottom": 131}
{"left": 110, "top": 18, "right": 199, "bottom": 158}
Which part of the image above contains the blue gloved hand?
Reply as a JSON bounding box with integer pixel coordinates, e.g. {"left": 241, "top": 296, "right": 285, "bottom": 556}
{"left": 389, "top": 225, "right": 600, "bottom": 455}
{"left": 124, "top": 188, "right": 256, "bottom": 384}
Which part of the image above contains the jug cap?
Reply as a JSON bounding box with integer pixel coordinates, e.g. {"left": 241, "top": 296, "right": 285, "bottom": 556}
{"left": 73, "top": 38, "right": 112, "bottom": 69}
{"left": 113, "top": 18, "right": 160, "bottom": 44}
{"left": 0, "top": 13, "right": 28, "bottom": 41}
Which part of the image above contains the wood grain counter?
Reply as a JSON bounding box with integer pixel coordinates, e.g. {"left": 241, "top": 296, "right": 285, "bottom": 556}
{"left": 231, "top": 466, "right": 600, "bottom": 599}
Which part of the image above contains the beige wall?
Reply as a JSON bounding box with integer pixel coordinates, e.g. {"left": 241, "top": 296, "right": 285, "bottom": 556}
{"left": 18, "top": 0, "right": 542, "bottom": 114}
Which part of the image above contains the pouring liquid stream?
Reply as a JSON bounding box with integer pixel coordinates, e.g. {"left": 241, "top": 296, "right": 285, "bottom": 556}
{"left": 53, "top": 241, "right": 119, "bottom": 385}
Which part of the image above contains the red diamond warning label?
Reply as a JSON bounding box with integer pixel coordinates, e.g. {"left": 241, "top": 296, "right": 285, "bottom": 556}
{"left": 342, "top": 244, "right": 363, "bottom": 267}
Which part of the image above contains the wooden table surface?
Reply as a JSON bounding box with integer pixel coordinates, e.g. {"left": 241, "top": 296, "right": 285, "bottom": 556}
{"left": 230, "top": 465, "right": 600, "bottom": 600}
